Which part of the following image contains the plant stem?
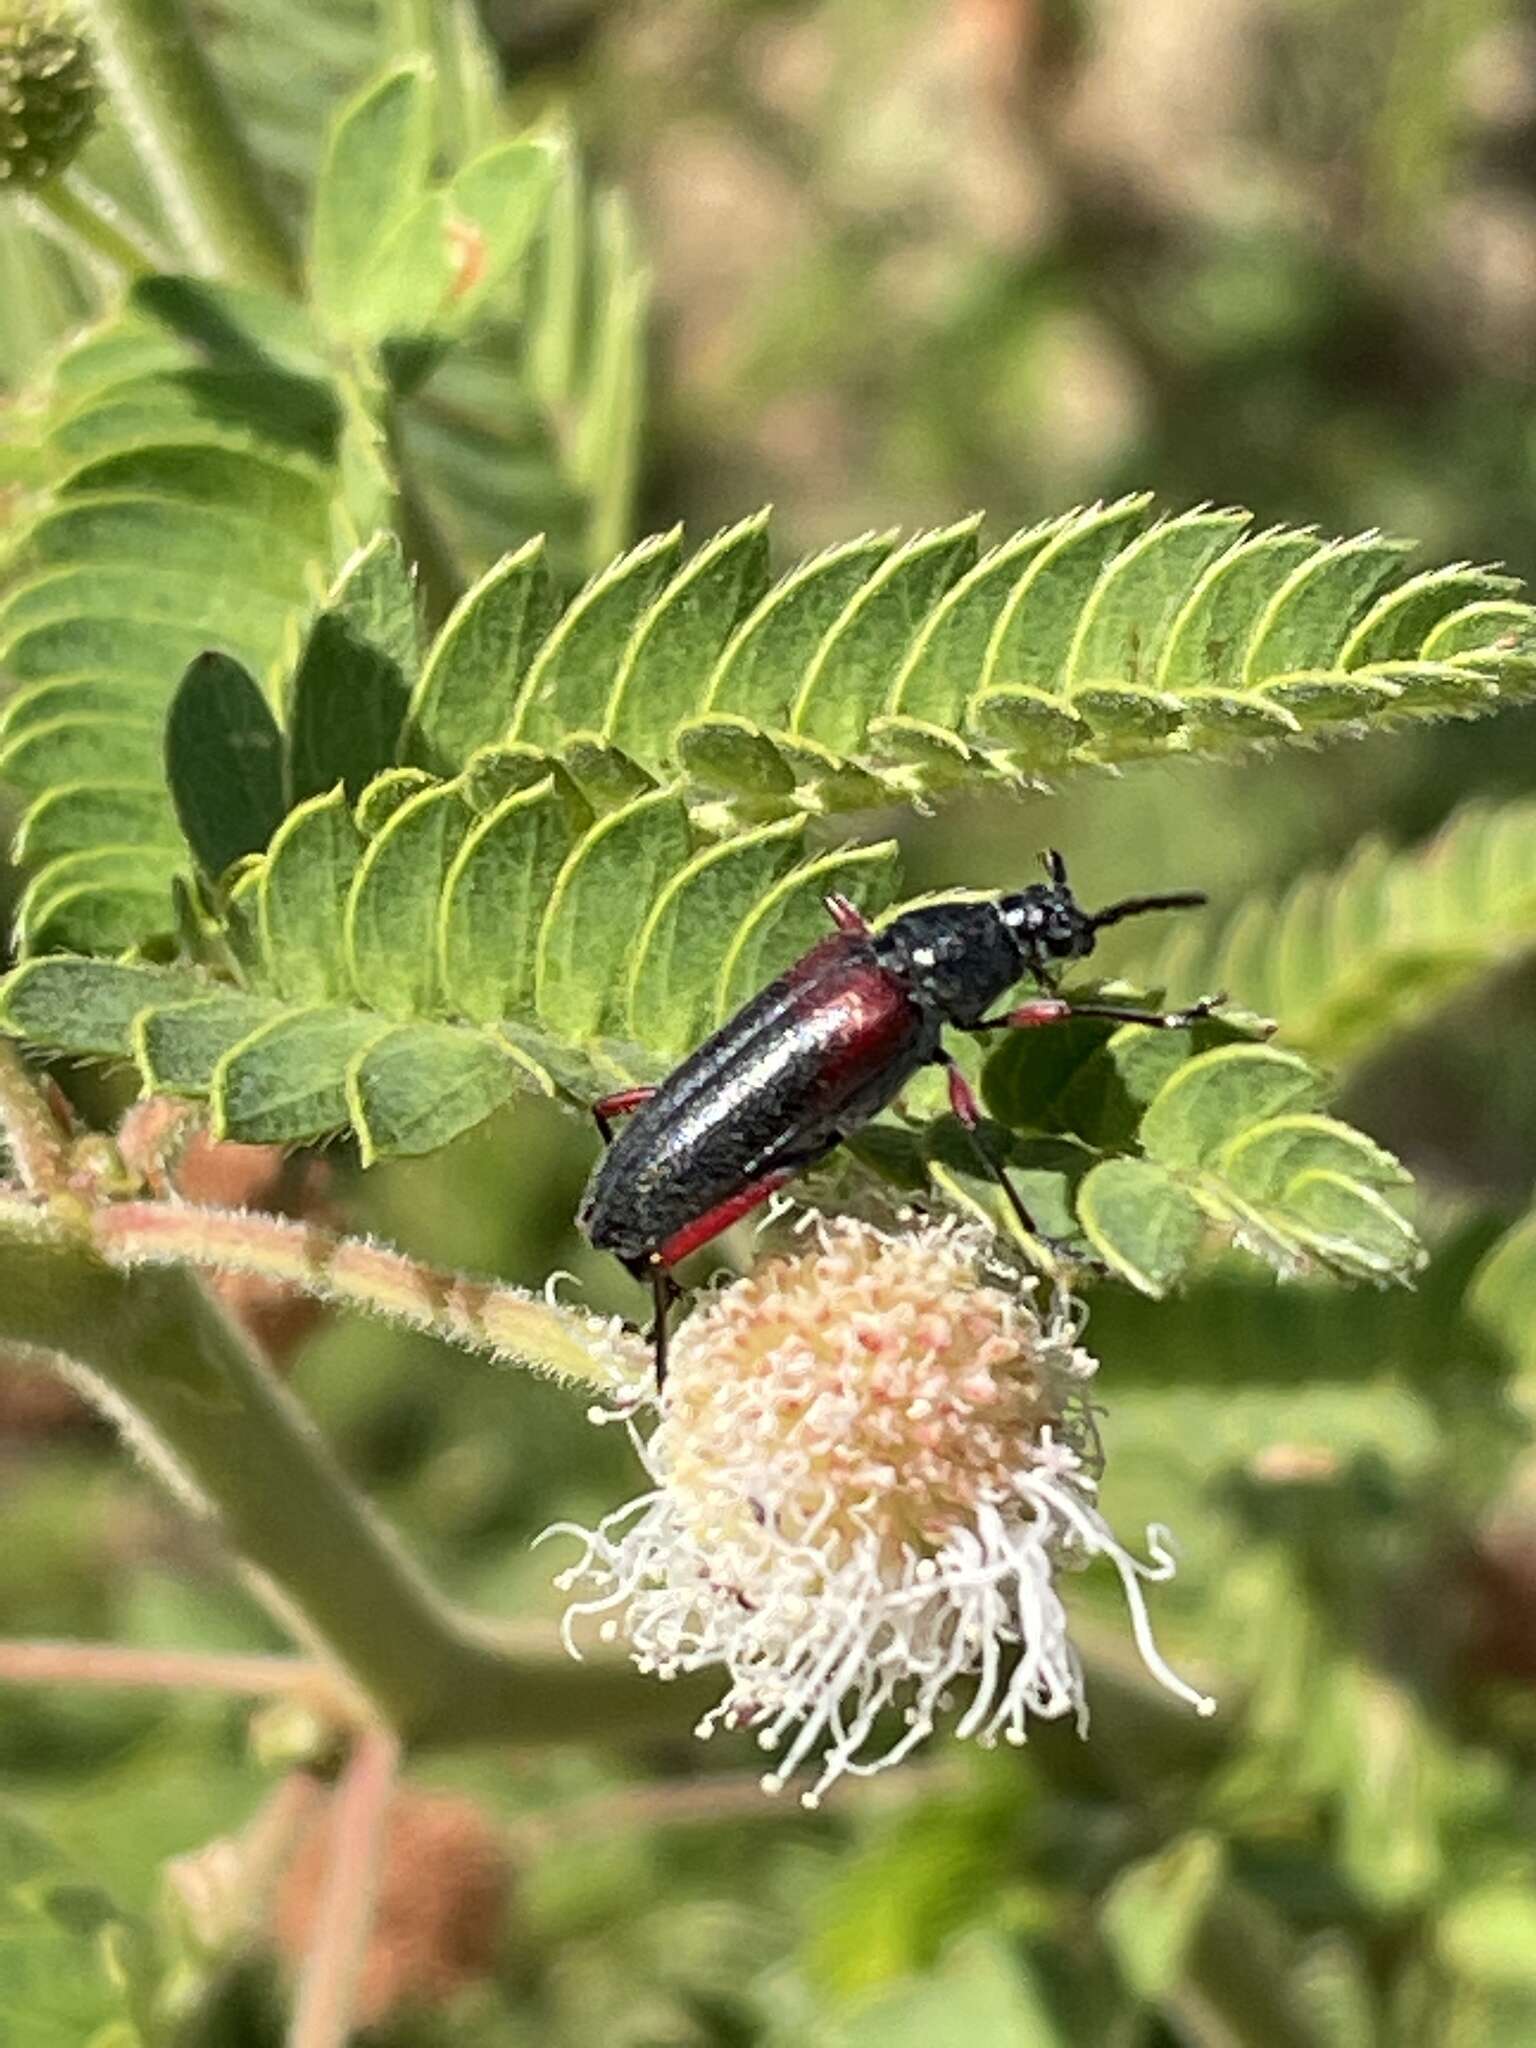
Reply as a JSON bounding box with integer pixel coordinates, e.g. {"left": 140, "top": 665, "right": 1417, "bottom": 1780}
{"left": 286, "top": 1729, "right": 399, "bottom": 2048}
{"left": 26, "top": 171, "right": 163, "bottom": 280}
{"left": 81, "top": 0, "right": 297, "bottom": 293}
{"left": 0, "top": 1640, "right": 324, "bottom": 1696}
{"left": 95, "top": 1200, "right": 632, "bottom": 1388}
{"left": 0, "top": 1211, "right": 712, "bottom": 1748}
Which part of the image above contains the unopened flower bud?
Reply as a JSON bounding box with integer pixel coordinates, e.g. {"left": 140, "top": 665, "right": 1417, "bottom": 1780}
{"left": 0, "top": 7, "right": 98, "bottom": 190}
{"left": 545, "top": 1214, "right": 1214, "bottom": 1806}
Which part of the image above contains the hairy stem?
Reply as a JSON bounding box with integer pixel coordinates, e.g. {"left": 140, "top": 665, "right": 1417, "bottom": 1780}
{"left": 0, "top": 1209, "right": 709, "bottom": 1747}
{"left": 286, "top": 1730, "right": 399, "bottom": 2048}
{"left": 0, "top": 1640, "right": 325, "bottom": 1697}
{"left": 81, "top": 0, "right": 296, "bottom": 292}
{"left": 94, "top": 1200, "right": 629, "bottom": 1387}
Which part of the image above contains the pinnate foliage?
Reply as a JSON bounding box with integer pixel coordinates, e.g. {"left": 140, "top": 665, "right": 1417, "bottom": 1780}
{"left": 5, "top": 491, "right": 1511, "bottom": 1289}
{"left": 1138, "top": 796, "right": 1536, "bottom": 1063}
{"left": 0, "top": 56, "right": 642, "bottom": 961}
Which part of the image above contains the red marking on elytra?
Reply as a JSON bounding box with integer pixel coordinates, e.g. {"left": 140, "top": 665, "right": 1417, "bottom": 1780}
{"left": 793, "top": 958, "right": 919, "bottom": 1092}
{"left": 657, "top": 1168, "right": 795, "bottom": 1267}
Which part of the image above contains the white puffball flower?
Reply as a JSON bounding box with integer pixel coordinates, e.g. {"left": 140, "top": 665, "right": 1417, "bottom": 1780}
{"left": 542, "top": 1213, "right": 1214, "bottom": 1807}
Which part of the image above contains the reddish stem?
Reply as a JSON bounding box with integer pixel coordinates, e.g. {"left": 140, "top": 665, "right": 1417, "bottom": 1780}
{"left": 286, "top": 1728, "right": 401, "bottom": 2048}
{"left": 0, "top": 1639, "right": 324, "bottom": 1695}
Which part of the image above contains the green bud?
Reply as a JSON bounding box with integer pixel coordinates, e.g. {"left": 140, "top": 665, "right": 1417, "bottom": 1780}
{"left": 0, "top": 6, "right": 99, "bottom": 190}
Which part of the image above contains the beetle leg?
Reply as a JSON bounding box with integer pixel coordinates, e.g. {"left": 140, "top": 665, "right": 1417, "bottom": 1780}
{"left": 938, "top": 1054, "right": 1102, "bottom": 1272}
{"left": 824, "top": 891, "right": 873, "bottom": 938}
{"left": 972, "top": 992, "right": 1227, "bottom": 1033}
{"left": 648, "top": 1257, "right": 676, "bottom": 1390}
{"left": 939, "top": 1057, "right": 1047, "bottom": 1245}
{"left": 591, "top": 1085, "right": 659, "bottom": 1146}
{"left": 655, "top": 1165, "right": 806, "bottom": 1269}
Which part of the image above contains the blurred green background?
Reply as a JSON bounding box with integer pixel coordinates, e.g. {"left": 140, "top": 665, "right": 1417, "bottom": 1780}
{"left": 6, "top": 0, "right": 1536, "bottom": 2041}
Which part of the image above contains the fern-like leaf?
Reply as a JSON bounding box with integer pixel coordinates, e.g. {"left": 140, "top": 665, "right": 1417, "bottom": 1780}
{"left": 1136, "top": 798, "right": 1536, "bottom": 1063}
{"left": 0, "top": 278, "right": 347, "bottom": 953}
{"left": 355, "top": 505, "right": 1536, "bottom": 829}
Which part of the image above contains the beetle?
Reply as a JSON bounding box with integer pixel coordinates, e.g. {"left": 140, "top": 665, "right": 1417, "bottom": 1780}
{"left": 580, "top": 851, "right": 1220, "bottom": 1384}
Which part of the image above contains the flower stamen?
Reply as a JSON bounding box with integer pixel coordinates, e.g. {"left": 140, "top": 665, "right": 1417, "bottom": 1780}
{"left": 545, "top": 1213, "right": 1213, "bottom": 1802}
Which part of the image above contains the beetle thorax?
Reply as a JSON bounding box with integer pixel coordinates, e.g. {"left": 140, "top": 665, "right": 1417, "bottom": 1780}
{"left": 873, "top": 900, "right": 1030, "bottom": 1025}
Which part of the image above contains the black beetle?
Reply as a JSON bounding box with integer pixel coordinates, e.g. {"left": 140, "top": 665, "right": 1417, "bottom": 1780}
{"left": 580, "top": 851, "right": 1218, "bottom": 1382}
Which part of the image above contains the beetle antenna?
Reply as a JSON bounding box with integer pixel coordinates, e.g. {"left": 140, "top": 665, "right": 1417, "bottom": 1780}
{"left": 1089, "top": 890, "right": 1207, "bottom": 931}
{"left": 1039, "top": 848, "right": 1069, "bottom": 888}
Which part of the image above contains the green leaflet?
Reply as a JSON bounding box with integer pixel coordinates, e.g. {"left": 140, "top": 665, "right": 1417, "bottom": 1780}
{"left": 1218, "top": 1114, "right": 1410, "bottom": 1202}
{"left": 0, "top": 678, "right": 158, "bottom": 742}
{"left": 1244, "top": 533, "right": 1415, "bottom": 682}
{"left": 438, "top": 777, "right": 587, "bottom": 1022}
{"left": 1339, "top": 563, "right": 1521, "bottom": 667}
{"left": 1140, "top": 1044, "right": 1324, "bottom": 1169}
{"left": 887, "top": 522, "right": 1067, "bottom": 728}
{"left": 626, "top": 816, "right": 805, "bottom": 1056}
{"left": 15, "top": 846, "right": 183, "bottom": 955}
{"left": 790, "top": 518, "right": 982, "bottom": 754}
{"left": 213, "top": 1006, "right": 392, "bottom": 1142}
{"left": 135, "top": 992, "right": 286, "bottom": 1093}
{"left": 287, "top": 533, "right": 422, "bottom": 804}
{"left": 604, "top": 513, "right": 772, "bottom": 766}
{"left": 510, "top": 529, "right": 682, "bottom": 746}
{"left": 704, "top": 530, "right": 898, "bottom": 726}
{"left": 1078, "top": 1157, "right": 1207, "bottom": 1294}
{"left": 1282, "top": 1171, "right": 1424, "bottom": 1281}
{"left": 981, "top": 495, "right": 1152, "bottom": 694}
{"left": 1065, "top": 507, "right": 1250, "bottom": 691}
{"left": 400, "top": 538, "right": 556, "bottom": 772}
{"left": 0, "top": 715, "right": 162, "bottom": 796}
{"left": 0, "top": 958, "right": 205, "bottom": 1056}
{"left": 14, "top": 786, "right": 176, "bottom": 866}
{"left": 674, "top": 714, "right": 797, "bottom": 799}
{"left": 1157, "top": 525, "right": 1322, "bottom": 691}
{"left": 165, "top": 653, "right": 287, "bottom": 880}
{"left": 347, "top": 1022, "right": 520, "bottom": 1162}
{"left": 344, "top": 779, "right": 473, "bottom": 1016}
{"left": 19, "top": 491, "right": 316, "bottom": 597}
{"left": 0, "top": 565, "right": 289, "bottom": 683}
{"left": 57, "top": 443, "right": 332, "bottom": 544}
{"left": 558, "top": 730, "right": 658, "bottom": 813}
{"left": 256, "top": 786, "right": 363, "bottom": 1002}
{"left": 308, "top": 61, "right": 435, "bottom": 335}
{"left": 345, "top": 134, "right": 559, "bottom": 348}
{"left": 535, "top": 787, "right": 693, "bottom": 1040}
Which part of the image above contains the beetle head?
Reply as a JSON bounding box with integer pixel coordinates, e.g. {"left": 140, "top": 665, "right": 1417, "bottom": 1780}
{"left": 1000, "top": 851, "right": 1206, "bottom": 980}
